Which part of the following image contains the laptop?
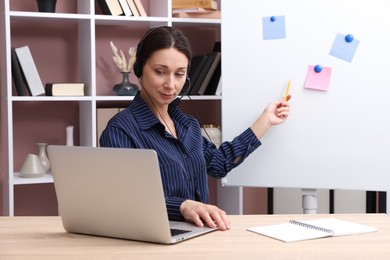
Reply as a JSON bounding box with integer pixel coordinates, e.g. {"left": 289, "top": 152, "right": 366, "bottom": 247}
{"left": 47, "top": 145, "right": 217, "bottom": 244}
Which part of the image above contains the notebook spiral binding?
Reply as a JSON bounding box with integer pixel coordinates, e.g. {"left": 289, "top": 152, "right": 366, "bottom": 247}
{"left": 289, "top": 220, "right": 335, "bottom": 235}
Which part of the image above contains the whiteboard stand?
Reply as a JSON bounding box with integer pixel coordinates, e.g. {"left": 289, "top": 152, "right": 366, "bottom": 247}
{"left": 301, "top": 190, "right": 390, "bottom": 214}
{"left": 217, "top": 180, "right": 243, "bottom": 214}
{"left": 302, "top": 189, "right": 317, "bottom": 214}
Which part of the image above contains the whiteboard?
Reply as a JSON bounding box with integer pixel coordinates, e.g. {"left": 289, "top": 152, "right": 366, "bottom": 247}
{"left": 221, "top": 0, "right": 390, "bottom": 191}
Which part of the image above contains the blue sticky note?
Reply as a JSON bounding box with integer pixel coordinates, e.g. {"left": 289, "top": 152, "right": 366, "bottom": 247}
{"left": 329, "top": 33, "right": 360, "bottom": 62}
{"left": 262, "top": 15, "right": 286, "bottom": 40}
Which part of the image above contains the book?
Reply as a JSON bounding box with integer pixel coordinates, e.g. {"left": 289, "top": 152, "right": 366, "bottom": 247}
{"left": 45, "top": 83, "right": 85, "bottom": 96}
{"left": 133, "top": 0, "right": 147, "bottom": 16}
{"left": 197, "top": 52, "right": 221, "bottom": 95}
{"left": 173, "top": 7, "right": 213, "bottom": 13}
{"left": 204, "top": 42, "right": 221, "bottom": 95}
{"left": 189, "top": 55, "right": 209, "bottom": 95}
{"left": 173, "top": 10, "right": 221, "bottom": 19}
{"left": 172, "top": 0, "right": 218, "bottom": 10}
{"left": 126, "top": 0, "right": 140, "bottom": 16}
{"left": 97, "top": 0, "right": 124, "bottom": 16}
{"left": 15, "top": 46, "right": 45, "bottom": 96}
{"left": 211, "top": 41, "right": 221, "bottom": 53}
{"left": 172, "top": 11, "right": 221, "bottom": 19}
{"left": 190, "top": 52, "right": 219, "bottom": 95}
{"left": 181, "top": 54, "right": 208, "bottom": 95}
{"left": 204, "top": 60, "right": 221, "bottom": 95}
{"left": 247, "top": 218, "right": 378, "bottom": 243}
{"left": 11, "top": 47, "right": 28, "bottom": 96}
{"left": 118, "top": 0, "right": 133, "bottom": 16}
{"left": 214, "top": 76, "right": 222, "bottom": 95}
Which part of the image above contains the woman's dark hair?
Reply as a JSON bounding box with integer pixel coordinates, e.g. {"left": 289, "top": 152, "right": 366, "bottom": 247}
{"left": 133, "top": 26, "right": 192, "bottom": 78}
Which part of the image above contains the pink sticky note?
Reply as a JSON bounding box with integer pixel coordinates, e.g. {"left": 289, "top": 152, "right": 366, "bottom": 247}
{"left": 304, "top": 65, "right": 332, "bottom": 91}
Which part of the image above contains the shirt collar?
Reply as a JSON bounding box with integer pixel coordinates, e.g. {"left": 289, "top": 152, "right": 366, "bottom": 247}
{"left": 130, "top": 92, "right": 160, "bottom": 130}
{"left": 130, "top": 92, "right": 185, "bottom": 130}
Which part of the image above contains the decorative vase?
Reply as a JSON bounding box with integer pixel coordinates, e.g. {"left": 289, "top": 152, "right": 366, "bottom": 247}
{"left": 66, "top": 125, "right": 74, "bottom": 146}
{"left": 20, "top": 154, "right": 46, "bottom": 178}
{"left": 37, "top": 143, "right": 50, "bottom": 173}
{"left": 113, "top": 72, "right": 139, "bottom": 96}
{"left": 36, "top": 0, "right": 57, "bottom": 13}
{"left": 201, "top": 125, "right": 222, "bottom": 148}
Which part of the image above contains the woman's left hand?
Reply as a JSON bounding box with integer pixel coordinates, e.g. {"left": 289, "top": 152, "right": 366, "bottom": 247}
{"left": 250, "top": 95, "right": 291, "bottom": 140}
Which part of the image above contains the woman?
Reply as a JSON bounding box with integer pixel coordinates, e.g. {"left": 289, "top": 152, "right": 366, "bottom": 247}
{"left": 100, "top": 26, "right": 291, "bottom": 231}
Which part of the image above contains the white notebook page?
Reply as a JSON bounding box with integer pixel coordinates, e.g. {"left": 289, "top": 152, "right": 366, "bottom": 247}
{"left": 247, "top": 218, "right": 377, "bottom": 242}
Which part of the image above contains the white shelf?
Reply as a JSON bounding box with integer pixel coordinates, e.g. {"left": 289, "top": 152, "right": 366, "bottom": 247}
{"left": 13, "top": 173, "right": 53, "bottom": 185}
{"left": 11, "top": 96, "right": 93, "bottom": 102}
{"left": 172, "top": 17, "right": 221, "bottom": 24}
{"left": 94, "top": 15, "right": 169, "bottom": 24}
{"left": 9, "top": 11, "right": 91, "bottom": 22}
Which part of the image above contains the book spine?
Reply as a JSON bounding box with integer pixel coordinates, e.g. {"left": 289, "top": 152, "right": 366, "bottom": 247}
{"left": 118, "top": 0, "right": 133, "bottom": 16}
{"left": 44, "top": 83, "right": 85, "bottom": 96}
{"left": 198, "top": 52, "right": 221, "bottom": 95}
{"left": 15, "top": 46, "right": 45, "bottom": 96}
{"left": 133, "top": 0, "right": 147, "bottom": 16}
{"left": 189, "top": 55, "right": 209, "bottom": 95}
{"left": 172, "top": 0, "right": 218, "bottom": 10}
{"left": 191, "top": 52, "right": 218, "bottom": 95}
{"left": 11, "top": 47, "right": 28, "bottom": 96}
{"left": 126, "top": 0, "right": 140, "bottom": 16}
{"left": 204, "top": 61, "right": 221, "bottom": 95}
{"left": 172, "top": 11, "right": 221, "bottom": 19}
{"left": 181, "top": 55, "right": 206, "bottom": 95}
{"left": 204, "top": 42, "right": 222, "bottom": 95}
{"left": 45, "top": 83, "right": 54, "bottom": 96}
{"left": 101, "top": 0, "right": 124, "bottom": 16}
{"left": 97, "top": 0, "right": 112, "bottom": 15}
{"left": 214, "top": 76, "right": 222, "bottom": 96}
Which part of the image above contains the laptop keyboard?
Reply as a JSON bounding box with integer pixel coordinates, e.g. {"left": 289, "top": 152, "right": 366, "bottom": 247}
{"left": 170, "top": 228, "right": 191, "bottom": 237}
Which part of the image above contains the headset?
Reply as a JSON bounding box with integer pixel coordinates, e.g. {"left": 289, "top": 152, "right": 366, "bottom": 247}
{"left": 132, "top": 26, "right": 152, "bottom": 78}
{"left": 133, "top": 26, "right": 191, "bottom": 105}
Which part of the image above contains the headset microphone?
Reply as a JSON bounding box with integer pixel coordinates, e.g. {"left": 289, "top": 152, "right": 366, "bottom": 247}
{"left": 170, "top": 76, "right": 191, "bottom": 107}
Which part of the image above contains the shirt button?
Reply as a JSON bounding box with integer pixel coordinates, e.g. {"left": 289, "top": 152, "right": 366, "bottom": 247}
{"left": 183, "top": 154, "right": 188, "bottom": 159}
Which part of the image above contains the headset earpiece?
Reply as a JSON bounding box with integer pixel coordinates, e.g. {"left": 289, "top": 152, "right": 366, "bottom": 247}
{"left": 134, "top": 26, "right": 171, "bottom": 78}
{"left": 133, "top": 42, "right": 143, "bottom": 78}
{"left": 133, "top": 27, "right": 156, "bottom": 78}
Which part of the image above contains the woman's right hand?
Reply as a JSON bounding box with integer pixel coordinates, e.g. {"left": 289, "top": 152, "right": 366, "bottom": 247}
{"left": 180, "top": 200, "right": 231, "bottom": 231}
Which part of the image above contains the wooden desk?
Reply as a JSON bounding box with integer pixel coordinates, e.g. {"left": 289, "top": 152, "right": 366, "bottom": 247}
{"left": 1, "top": 214, "right": 389, "bottom": 259}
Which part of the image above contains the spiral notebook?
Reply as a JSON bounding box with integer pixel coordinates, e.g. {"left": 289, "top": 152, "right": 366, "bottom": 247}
{"left": 247, "top": 218, "right": 377, "bottom": 242}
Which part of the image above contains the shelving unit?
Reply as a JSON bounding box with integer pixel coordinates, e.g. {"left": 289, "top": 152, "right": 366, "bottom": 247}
{"left": 1, "top": 0, "right": 221, "bottom": 216}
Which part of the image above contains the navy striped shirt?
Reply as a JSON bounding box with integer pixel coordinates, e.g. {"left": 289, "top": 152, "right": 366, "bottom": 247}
{"left": 99, "top": 92, "right": 261, "bottom": 221}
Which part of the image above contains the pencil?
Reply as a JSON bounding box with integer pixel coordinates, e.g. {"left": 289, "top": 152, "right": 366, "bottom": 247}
{"left": 284, "top": 80, "right": 291, "bottom": 101}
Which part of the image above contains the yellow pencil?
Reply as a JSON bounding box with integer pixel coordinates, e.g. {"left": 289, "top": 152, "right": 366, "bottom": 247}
{"left": 284, "top": 80, "right": 291, "bottom": 101}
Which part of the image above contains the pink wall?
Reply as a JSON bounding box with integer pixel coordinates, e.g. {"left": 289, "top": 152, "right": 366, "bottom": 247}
{"left": 0, "top": 111, "right": 2, "bottom": 216}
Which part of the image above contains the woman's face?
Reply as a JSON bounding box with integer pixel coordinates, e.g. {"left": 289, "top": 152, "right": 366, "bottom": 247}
{"left": 140, "top": 47, "right": 189, "bottom": 107}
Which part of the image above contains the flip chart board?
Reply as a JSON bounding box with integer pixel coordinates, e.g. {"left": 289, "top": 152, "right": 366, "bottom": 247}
{"left": 221, "top": 0, "right": 390, "bottom": 191}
